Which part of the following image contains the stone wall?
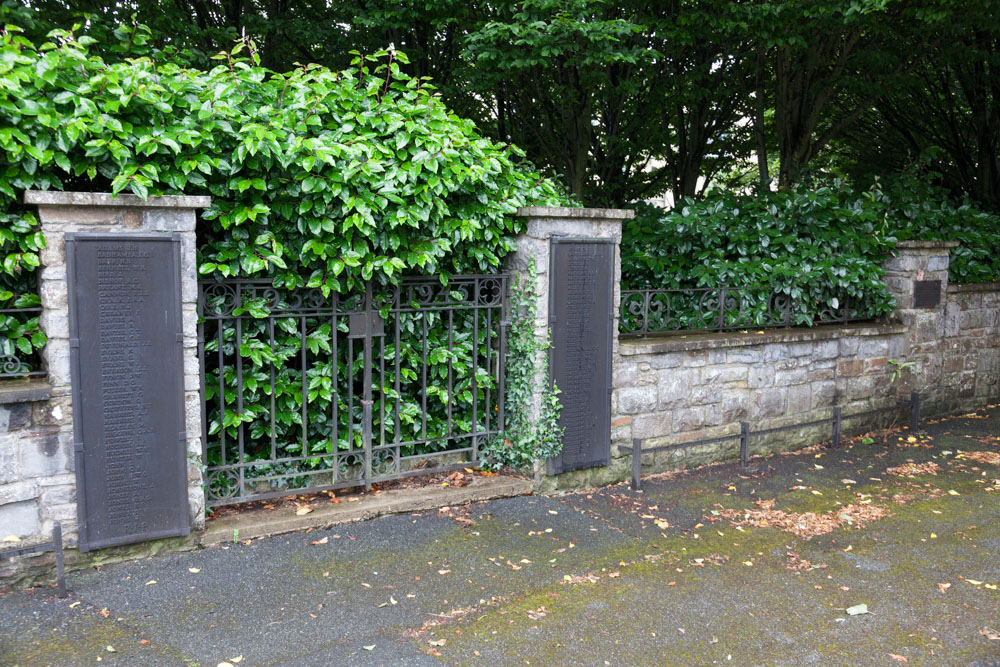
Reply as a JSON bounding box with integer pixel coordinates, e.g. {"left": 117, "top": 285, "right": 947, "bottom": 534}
{"left": 535, "top": 232, "right": 1000, "bottom": 491}
{"left": 0, "top": 192, "right": 208, "bottom": 572}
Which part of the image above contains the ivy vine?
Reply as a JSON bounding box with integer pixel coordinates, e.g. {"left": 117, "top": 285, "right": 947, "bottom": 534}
{"left": 482, "top": 262, "right": 564, "bottom": 471}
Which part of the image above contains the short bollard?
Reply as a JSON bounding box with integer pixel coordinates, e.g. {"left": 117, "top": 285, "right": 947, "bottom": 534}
{"left": 739, "top": 421, "right": 750, "bottom": 467}
{"left": 631, "top": 438, "right": 642, "bottom": 491}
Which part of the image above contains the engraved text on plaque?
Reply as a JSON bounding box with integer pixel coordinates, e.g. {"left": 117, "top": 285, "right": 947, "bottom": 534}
{"left": 68, "top": 235, "right": 188, "bottom": 551}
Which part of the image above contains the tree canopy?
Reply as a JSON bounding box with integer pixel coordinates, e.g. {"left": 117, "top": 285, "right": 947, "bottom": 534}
{"left": 18, "top": 0, "right": 997, "bottom": 212}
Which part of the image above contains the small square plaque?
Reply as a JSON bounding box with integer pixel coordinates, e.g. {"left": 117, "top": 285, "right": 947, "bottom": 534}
{"left": 913, "top": 279, "right": 942, "bottom": 308}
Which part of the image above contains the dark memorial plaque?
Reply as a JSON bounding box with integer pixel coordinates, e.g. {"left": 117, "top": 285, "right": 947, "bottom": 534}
{"left": 913, "top": 279, "right": 942, "bottom": 309}
{"left": 67, "top": 234, "right": 188, "bottom": 552}
{"left": 548, "top": 238, "right": 614, "bottom": 474}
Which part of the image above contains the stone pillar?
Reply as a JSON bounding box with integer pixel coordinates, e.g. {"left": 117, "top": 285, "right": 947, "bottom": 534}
{"left": 22, "top": 191, "right": 210, "bottom": 545}
{"left": 510, "top": 206, "right": 632, "bottom": 489}
{"left": 882, "top": 240, "right": 958, "bottom": 409}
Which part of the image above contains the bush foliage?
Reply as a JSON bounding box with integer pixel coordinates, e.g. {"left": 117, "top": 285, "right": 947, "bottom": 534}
{"left": 621, "top": 184, "right": 900, "bottom": 325}
{"left": 622, "top": 178, "right": 1000, "bottom": 329}
{"left": 0, "top": 9, "right": 566, "bottom": 368}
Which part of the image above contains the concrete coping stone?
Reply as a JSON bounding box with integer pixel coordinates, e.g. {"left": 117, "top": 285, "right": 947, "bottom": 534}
{"left": 516, "top": 205, "right": 634, "bottom": 220}
{"left": 0, "top": 378, "right": 51, "bottom": 405}
{"left": 619, "top": 322, "right": 907, "bottom": 356}
{"left": 895, "top": 240, "right": 960, "bottom": 250}
{"left": 947, "top": 281, "right": 1000, "bottom": 294}
{"left": 24, "top": 190, "right": 211, "bottom": 209}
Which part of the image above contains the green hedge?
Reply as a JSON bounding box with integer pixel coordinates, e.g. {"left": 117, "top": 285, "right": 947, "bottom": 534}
{"left": 0, "top": 10, "right": 566, "bottom": 371}
{"left": 621, "top": 184, "right": 899, "bottom": 326}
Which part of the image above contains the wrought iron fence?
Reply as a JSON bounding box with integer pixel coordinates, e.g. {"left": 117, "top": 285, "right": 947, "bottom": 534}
{"left": 198, "top": 274, "right": 508, "bottom": 506}
{"left": 619, "top": 286, "right": 873, "bottom": 336}
{"left": 0, "top": 305, "right": 46, "bottom": 379}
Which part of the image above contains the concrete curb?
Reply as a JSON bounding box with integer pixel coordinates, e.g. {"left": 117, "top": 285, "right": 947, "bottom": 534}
{"left": 198, "top": 475, "right": 533, "bottom": 547}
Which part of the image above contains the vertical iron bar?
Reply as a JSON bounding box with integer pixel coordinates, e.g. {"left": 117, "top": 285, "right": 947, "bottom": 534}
{"left": 217, "top": 320, "right": 225, "bottom": 466}
{"left": 379, "top": 325, "right": 385, "bottom": 448}
{"left": 631, "top": 438, "right": 642, "bottom": 491}
{"left": 497, "top": 277, "right": 509, "bottom": 434}
{"left": 235, "top": 313, "right": 245, "bottom": 496}
{"left": 910, "top": 391, "right": 920, "bottom": 432}
{"left": 421, "top": 311, "right": 428, "bottom": 441}
{"left": 197, "top": 289, "right": 208, "bottom": 464}
{"left": 394, "top": 296, "right": 401, "bottom": 444}
{"left": 362, "top": 283, "right": 374, "bottom": 490}
{"left": 269, "top": 317, "right": 276, "bottom": 460}
{"left": 53, "top": 522, "right": 66, "bottom": 598}
{"left": 718, "top": 287, "right": 726, "bottom": 332}
{"left": 447, "top": 309, "right": 453, "bottom": 438}
{"left": 740, "top": 421, "right": 750, "bottom": 467}
{"left": 485, "top": 303, "right": 492, "bottom": 434}
{"left": 331, "top": 305, "right": 338, "bottom": 484}
{"left": 347, "top": 336, "right": 354, "bottom": 451}
{"left": 300, "top": 314, "right": 308, "bottom": 458}
{"left": 832, "top": 407, "right": 842, "bottom": 448}
{"left": 472, "top": 305, "right": 479, "bottom": 459}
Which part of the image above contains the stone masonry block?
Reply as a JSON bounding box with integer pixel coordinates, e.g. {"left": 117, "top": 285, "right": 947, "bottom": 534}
{"left": 786, "top": 384, "right": 811, "bottom": 414}
{"left": 774, "top": 368, "right": 808, "bottom": 386}
{"left": 0, "top": 499, "right": 39, "bottom": 538}
{"left": 763, "top": 344, "right": 790, "bottom": 362}
{"left": 722, "top": 395, "right": 748, "bottom": 422}
{"left": 751, "top": 388, "right": 785, "bottom": 419}
{"left": 656, "top": 372, "right": 691, "bottom": 409}
{"left": 633, "top": 412, "right": 672, "bottom": 440}
{"left": 748, "top": 366, "right": 774, "bottom": 389}
{"left": 811, "top": 381, "right": 837, "bottom": 409}
{"left": 0, "top": 479, "right": 39, "bottom": 505}
{"left": 726, "top": 349, "right": 759, "bottom": 364}
{"left": 0, "top": 440, "right": 17, "bottom": 484}
{"left": 699, "top": 366, "right": 748, "bottom": 385}
{"left": 18, "top": 428, "right": 71, "bottom": 478}
{"left": 616, "top": 386, "right": 657, "bottom": 415}
{"left": 673, "top": 407, "right": 706, "bottom": 433}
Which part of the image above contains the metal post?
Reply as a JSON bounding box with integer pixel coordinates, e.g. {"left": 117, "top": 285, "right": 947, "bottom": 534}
{"left": 631, "top": 438, "right": 642, "bottom": 491}
{"left": 52, "top": 522, "right": 66, "bottom": 598}
{"left": 910, "top": 391, "right": 920, "bottom": 432}
{"left": 832, "top": 407, "right": 841, "bottom": 448}
{"left": 362, "top": 283, "right": 374, "bottom": 491}
{"left": 739, "top": 421, "right": 750, "bottom": 467}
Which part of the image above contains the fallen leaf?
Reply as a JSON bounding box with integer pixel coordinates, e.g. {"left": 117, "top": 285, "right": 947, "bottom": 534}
{"left": 390, "top": 596, "right": 397, "bottom": 605}
{"left": 437, "top": 569, "right": 451, "bottom": 575}
{"left": 846, "top": 604, "right": 869, "bottom": 616}
{"left": 981, "top": 627, "right": 1000, "bottom": 641}
{"left": 145, "top": 580, "right": 156, "bottom": 586}
{"left": 948, "top": 490, "right": 960, "bottom": 496}
{"left": 889, "top": 653, "right": 908, "bottom": 662}
{"left": 964, "top": 579, "right": 984, "bottom": 586}
{"left": 188, "top": 568, "right": 201, "bottom": 573}
{"left": 363, "top": 645, "right": 376, "bottom": 651}
{"left": 100, "top": 608, "right": 110, "bottom": 618}
{"left": 429, "top": 639, "right": 446, "bottom": 647}
{"left": 106, "top": 646, "right": 116, "bottom": 653}
{"left": 296, "top": 506, "right": 313, "bottom": 515}
{"left": 229, "top": 658, "right": 243, "bottom": 665}
{"left": 548, "top": 510, "right": 558, "bottom": 515}
{"left": 310, "top": 537, "right": 328, "bottom": 545}
{"left": 140, "top": 639, "right": 149, "bottom": 644}
{"left": 218, "top": 663, "right": 234, "bottom": 667}
{"left": 937, "top": 583, "right": 951, "bottom": 593}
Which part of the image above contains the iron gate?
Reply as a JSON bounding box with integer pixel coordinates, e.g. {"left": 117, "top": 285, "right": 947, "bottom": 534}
{"left": 197, "top": 275, "right": 508, "bottom": 506}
